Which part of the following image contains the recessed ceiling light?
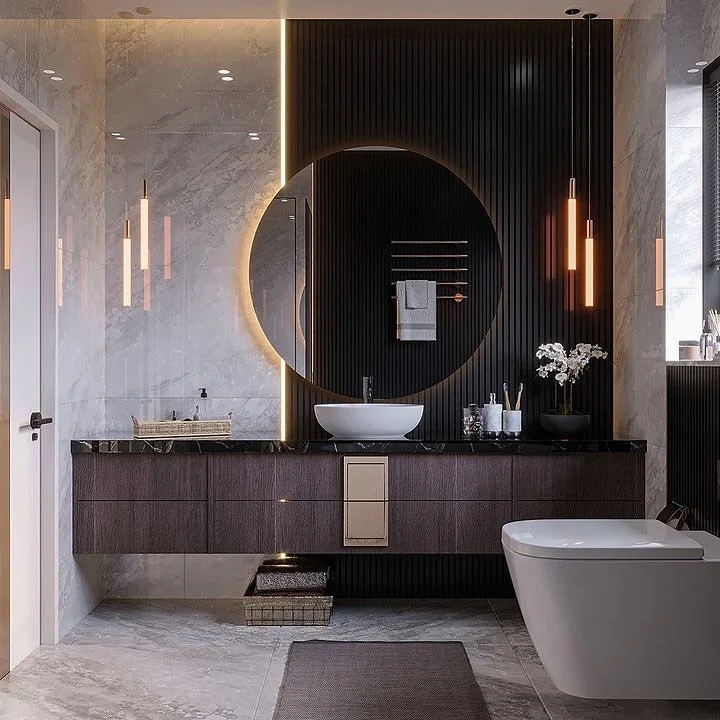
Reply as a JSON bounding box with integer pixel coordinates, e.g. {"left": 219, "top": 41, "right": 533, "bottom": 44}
{"left": 696, "top": 61, "right": 709, "bottom": 67}
{"left": 564, "top": 7, "right": 582, "bottom": 15}
{"left": 42, "top": 69, "right": 55, "bottom": 74}
{"left": 50, "top": 76, "right": 63, "bottom": 81}
{"left": 116, "top": 136, "right": 127, "bottom": 141}
{"left": 135, "top": 6, "right": 152, "bottom": 14}
{"left": 218, "top": 69, "right": 231, "bottom": 75}
{"left": 111, "top": 132, "right": 121, "bottom": 136}
{"left": 687, "top": 68, "right": 701, "bottom": 74}
{"left": 221, "top": 76, "right": 234, "bottom": 82}
{"left": 288, "top": 215, "right": 295, "bottom": 220}
{"left": 582, "top": 11, "right": 598, "bottom": 19}
{"left": 280, "top": 198, "right": 288, "bottom": 202}
{"left": 118, "top": 10, "right": 134, "bottom": 18}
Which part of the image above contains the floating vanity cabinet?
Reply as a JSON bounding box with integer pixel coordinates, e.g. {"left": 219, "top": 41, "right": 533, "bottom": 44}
{"left": 71, "top": 439, "right": 646, "bottom": 557}
{"left": 344, "top": 457, "right": 388, "bottom": 547}
{"left": 73, "top": 454, "right": 208, "bottom": 554}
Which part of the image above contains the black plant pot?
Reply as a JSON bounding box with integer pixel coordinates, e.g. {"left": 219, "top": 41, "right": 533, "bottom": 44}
{"left": 540, "top": 412, "right": 591, "bottom": 437}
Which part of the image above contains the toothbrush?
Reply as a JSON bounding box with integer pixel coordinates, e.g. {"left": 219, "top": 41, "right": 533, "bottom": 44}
{"left": 503, "top": 383, "right": 512, "bottom": 411}
{"left": 514, "top": 382, "right": 524, "bottom": 411}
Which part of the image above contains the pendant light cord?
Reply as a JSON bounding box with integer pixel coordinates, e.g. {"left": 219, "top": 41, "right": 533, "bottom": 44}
{"left": 587, "top": 13, "right": 592, "bottom": 221}
{"left": 571, "top": 18, "right": 574, "bottom": 179}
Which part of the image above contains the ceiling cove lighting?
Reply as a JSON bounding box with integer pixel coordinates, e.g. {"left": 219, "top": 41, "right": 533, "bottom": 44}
{"left": 567, "top": 11, "right": 578, "bottom": 271}
{"left": 280, "top": 18, "right": 287, "bottom": 186}
{"left": 583, "top": 12, "right": 597, "bottom": 308}
{"left": 140, "top": 178, "right": 149, "bottom": 270}
{"left": 123, "top": 215, "right": 132, "bottom": 307}
{"left": 655, "top": 220, "right": 664, "bottom": 307}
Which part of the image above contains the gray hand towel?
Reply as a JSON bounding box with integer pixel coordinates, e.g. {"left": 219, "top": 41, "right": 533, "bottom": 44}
{"left": 396, "top": 280, "right": 436, "bottom": 341}
{"left": 405, "top": 279, "right": 428, "bottom": 308}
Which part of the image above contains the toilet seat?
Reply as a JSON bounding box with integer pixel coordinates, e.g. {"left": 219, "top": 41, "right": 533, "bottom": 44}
{"left": 502, "top": 519, "right": 704, "bottom": 560}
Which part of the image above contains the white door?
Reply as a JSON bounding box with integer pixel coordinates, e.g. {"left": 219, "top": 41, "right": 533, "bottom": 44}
{"left": 9, "top": 112, "right": 42, "bottom": 669}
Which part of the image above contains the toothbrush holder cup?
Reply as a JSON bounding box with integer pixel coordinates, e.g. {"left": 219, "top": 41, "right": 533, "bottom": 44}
{"left": 502, "top": 410, "right": 522, "bottom": 437}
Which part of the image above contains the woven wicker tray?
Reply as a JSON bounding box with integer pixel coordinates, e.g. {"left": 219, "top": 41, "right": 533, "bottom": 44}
{"left": 132, "top": 415, "right": 232, "bottom": 439}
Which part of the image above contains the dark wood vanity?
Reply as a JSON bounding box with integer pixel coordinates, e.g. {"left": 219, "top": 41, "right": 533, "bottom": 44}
{"left": 72, "top": 439, "right": 645, "bottom": 555}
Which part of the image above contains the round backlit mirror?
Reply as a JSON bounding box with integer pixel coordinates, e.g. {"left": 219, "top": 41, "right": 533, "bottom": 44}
{"left": 250, "top": 147, "right": 501, "bottom": 398}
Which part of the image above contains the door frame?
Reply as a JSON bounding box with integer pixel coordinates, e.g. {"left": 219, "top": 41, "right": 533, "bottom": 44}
{"left": 0, "top": 78, "right": 59, "bottom": 645}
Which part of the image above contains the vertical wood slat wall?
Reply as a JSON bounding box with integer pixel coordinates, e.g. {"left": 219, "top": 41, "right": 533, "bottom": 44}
{"left": 286, "top": 20, "right": 614, "bottom": 440}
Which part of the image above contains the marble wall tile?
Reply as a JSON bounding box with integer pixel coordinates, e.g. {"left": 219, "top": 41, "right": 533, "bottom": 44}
{"left": 38, "top": 18, "right": 105, "bottom": 128}
{"left": 0, "top": 37, "right": 28, "bottom": 96}
{"left": 105, "top": 19, "right": 280, "bottom": 135}
{"left": 103, "top": 555, "right": 185, "bottom": 599}
{"left": 184, "top": 555, "right": 271, "bottom": 598}
{"left": 613, "top": 0, "right": 667, "bottom": 517}
{"left": 58, "top": 554, "right": 104, "bottom": 639}
{"left": 614, "top": 5, "right": 666, "bottom": 164}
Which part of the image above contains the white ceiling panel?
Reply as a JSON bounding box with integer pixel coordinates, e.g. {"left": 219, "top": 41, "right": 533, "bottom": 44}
{"left": 83, "top": 0, "right": 635, "bottom": 20}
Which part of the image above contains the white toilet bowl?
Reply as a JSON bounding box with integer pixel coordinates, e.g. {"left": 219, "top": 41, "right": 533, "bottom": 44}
{"left": 502, "top": 519, "right": 720, "bottom": 699}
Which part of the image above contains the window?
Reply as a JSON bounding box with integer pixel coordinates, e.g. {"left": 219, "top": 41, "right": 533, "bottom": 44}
{"left": 703, "top": 57, "right": 720, "bottom": 311}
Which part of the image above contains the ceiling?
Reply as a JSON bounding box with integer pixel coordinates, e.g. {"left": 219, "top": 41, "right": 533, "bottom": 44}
{"left": 86, "top": 0, "right": 635, "bottom": 20}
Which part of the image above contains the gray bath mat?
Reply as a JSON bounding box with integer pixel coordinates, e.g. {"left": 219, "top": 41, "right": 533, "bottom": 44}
{"left": 272, "top": 640, "right": 491, "bottom": 720}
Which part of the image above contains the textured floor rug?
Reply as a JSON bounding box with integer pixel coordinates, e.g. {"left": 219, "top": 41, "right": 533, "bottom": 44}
{"left": 272, "top": 640, "right": 491, "bottom": 720}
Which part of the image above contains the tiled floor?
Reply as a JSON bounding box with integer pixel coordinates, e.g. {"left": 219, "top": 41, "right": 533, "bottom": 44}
{"left": 1, "top": 599, "right": 720, "bottom": 719}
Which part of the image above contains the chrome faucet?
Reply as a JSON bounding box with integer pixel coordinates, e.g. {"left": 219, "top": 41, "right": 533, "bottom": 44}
{"left": 362, "top": 376, "right": 374, "bottom": 403}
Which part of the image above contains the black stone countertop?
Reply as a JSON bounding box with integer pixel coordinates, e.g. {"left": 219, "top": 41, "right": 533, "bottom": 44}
{"left": 71, "top": 437, "right": 647, "bottom": 455}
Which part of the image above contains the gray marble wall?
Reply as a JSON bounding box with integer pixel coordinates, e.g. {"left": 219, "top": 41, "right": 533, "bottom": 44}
{"left": 613, "top": 0, "right": 667, "bottom": 518}
{"left": 666, "top": 0, "right": 720, "bottom": 358}
{"left": 102, "top": 19, "right": 281, "bottom": 598}
{"left": 0, "top": 1, "right": 107, "bottom": 637}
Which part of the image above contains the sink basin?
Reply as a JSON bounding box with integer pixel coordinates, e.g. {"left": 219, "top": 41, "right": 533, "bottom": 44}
{"left": 314, "top": 403, "right": 424, "bottom": 440}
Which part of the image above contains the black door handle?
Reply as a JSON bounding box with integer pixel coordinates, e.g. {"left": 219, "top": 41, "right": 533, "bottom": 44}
{"left": 30, "top": 412, "right": 53, "bottom": 430}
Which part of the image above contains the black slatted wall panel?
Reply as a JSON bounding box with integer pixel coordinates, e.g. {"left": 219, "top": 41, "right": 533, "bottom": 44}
{"left": 286, "top": 20, "right": 613, "bottom": 440}
{"left": 313, "top": 150, "right": 501, "bottom": 399}
{"left": 667, "top": 365, "right": 720, "bottom": 536}
{"left": 332, "top": 554, "right": 513, "bottom": 598}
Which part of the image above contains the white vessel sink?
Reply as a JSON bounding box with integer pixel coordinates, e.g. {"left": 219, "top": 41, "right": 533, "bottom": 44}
{"left": 314, "top": 403, "right": 424, "bottom": 440}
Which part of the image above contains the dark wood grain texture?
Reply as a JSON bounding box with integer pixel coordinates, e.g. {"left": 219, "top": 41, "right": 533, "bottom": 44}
{"left": 73, "top": 455, "right": 208, "bottom": 501}
{"left": 275, "top": 500, "right": 343, "bottom": 553}
{"left": 388, "top": 501, "right": 455, "bottom": 553}
{"left": 211, "top": 455, "right": 275, "bottom": 500}
{"left": 513, "top": 501, "right": 645, "bottom": 521}
{"left": 275, "top": 455, "right": 344, "bottom": 501}
{"left": 389, "top": 456, "right": 456, "bottom": 501}
{"left": 73, "top": 501, "right": 207, "bottom": 553}
{"left": 455, "top": 457, "right": 512, "bottom": 500}
{"left": 212, "top": 501, "right": 275, "bottom": 553}
{"left": 456, "top": 501, "right": 513, "bottom": 553}
{"left": 513, "top": 455, "right": 644, "bottom": 502}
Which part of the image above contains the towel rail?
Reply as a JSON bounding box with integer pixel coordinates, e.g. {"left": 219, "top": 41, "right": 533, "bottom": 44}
{"left": 391, "top": 295, "right": 467, "bottom": 301}
{"left": 391, "top": 268, "right": 467, "bottom": 272}
{"left": 391, "top": 254, "right": 468, "bottom": 259}
{"left": 391, "top": 281, "right": 468, "bottom": 286}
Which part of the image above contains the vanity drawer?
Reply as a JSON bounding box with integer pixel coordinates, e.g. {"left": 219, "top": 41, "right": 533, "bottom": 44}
{"left": 73, "top": 455, "right": 208, "bottom": 501}
{"left": 513, "top": 455, "right": 644, "bottom": 502}
{"left": 73, "top": 500, "right": 207, "bottom": 553}
{"left": 211, "top": 456, "right": 275, "bottom": 500}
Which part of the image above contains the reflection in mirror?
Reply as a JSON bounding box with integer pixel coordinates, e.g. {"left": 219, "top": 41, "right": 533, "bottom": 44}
{"left": 250, "top": 148, "right": 501, "bottom": 399}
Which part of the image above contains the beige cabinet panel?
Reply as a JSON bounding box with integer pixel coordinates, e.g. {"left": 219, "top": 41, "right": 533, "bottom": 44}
{"left": 344, "top": 457, "right": 388, "bottom": 546}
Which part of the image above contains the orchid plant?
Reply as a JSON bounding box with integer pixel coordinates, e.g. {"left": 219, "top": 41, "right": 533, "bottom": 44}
{"left": 536, "top": 342, "right": 608, "bottom": 415}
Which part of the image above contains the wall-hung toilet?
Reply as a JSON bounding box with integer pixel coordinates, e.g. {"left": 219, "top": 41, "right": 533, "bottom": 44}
{"left": 502, "top": 519, "right": 720, "bottom": 700}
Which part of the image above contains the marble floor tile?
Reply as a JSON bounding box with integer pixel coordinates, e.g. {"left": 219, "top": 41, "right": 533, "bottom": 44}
{"left": 3, "top": 599, "right": 720, "bottom": 720}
